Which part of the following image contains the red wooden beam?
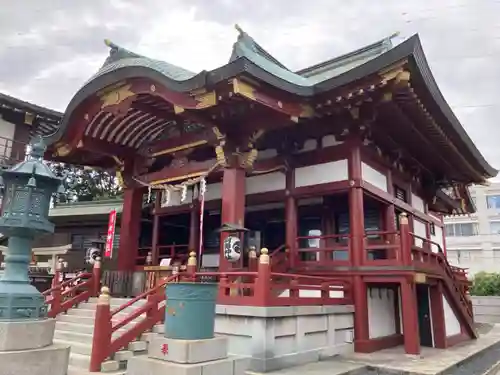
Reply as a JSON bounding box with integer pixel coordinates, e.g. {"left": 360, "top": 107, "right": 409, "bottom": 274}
{"left": 230, "top": 78, "right": 314, "bottom": 121}
{"left": 141, "top": 129, "right": 218, "bottom": 157}
{"left": 79, "top": 136, "right": 133, "bottom": 158}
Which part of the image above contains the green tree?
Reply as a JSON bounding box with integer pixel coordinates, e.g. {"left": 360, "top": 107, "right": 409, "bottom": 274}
{"left": 49, "top": 162, "right": 122, "bottom": 203}
{"left": 470, "top": 272, "right": 500, "bottom": 296}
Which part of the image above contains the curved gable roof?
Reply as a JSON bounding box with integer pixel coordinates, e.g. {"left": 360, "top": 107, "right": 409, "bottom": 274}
{"left": 46, "top": 31, "right": 497, "bottom": 180}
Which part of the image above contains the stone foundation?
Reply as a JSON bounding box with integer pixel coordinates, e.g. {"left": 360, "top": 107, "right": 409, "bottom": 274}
{"left": 0, "top": 319, "right": 70, "bottom": 375}
{"left": 214, "top": 304, "right": 355, "bottom": 372}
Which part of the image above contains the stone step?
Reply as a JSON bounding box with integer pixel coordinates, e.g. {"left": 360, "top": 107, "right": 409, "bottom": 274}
{"left": 65, "top": 307, "right": 148, "bottom": 318}
{"left": 114, "top": 350, "right": 134, "bottom": 362}
{"left": 88, "top": 297, "right": 144, "bottom": 305}
{"left": 67, "top": 351, "right": 121, "bottom": 373}
{"left": 55, "top": 330, "right": 94, "bottom": 344}
{"left": 55, "top": 339, "right": 92, "bottom": 355}
{"left": 68, "top": 352, "right": 91, "bottom": 369}
{"left": 67, "top": 365, "right": 125, "bottom": 375}
{"left": 57, "top": 313, "right": 144, "bottom": 327}
{"left": 79, "top": 301, "right": 148, "bottom": 310}
{"left": 153, "top": 324, "right": 165, "bottom": 334}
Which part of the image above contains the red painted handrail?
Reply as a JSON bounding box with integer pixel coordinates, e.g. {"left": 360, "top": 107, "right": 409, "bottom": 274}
{"left": 89, "top": 254, "right": 353, "bottom": 371}
{"left": 44, "top": 260, "right": 101, "bottom": 319}
{"left": 89, "top": 273, "right": 179, "bottom": 372}
{"left": 42, "top": 272, "right": 92, "bottom": 296}
{"left": 136, "top": 244, "right": 190, "bottom": 262}
{"left": 408, "top": 232, "right": 475, "bottom": 335}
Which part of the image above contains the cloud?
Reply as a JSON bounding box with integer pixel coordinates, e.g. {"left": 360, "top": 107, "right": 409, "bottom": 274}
{"left": 0, "top": 0, "right": 499, "bottom": 169}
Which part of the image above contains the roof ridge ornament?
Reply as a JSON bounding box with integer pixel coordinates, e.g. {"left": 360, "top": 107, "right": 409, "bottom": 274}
{"left": 101, "top": 39, "right": 142, "bottom": 67}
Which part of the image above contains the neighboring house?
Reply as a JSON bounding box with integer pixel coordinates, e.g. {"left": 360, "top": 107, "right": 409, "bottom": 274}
{"left": 444, "top": 182, "right": 500, "bottom": 275}
{"left": 0, "top": 92, "right": 61, "bottom": 164}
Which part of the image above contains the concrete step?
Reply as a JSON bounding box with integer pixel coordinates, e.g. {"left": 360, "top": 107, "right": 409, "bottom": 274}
{"left": 54, "top": 330, "right": 94, "bottom": 344}
{"left": 114, "top": 350, "right": 134, "bottom": 362}
{"left": 55, "top": 339, "right": 92, "bottom": 355}
{"left": 68, "top": 366, "right": 125, "bottom": 375}
{"left": 65, "top": 307, "right": 148, "bottom": 318}
{"left": 69, "top": 352, "right": 91, "bottom": 369}
{"left": 88, "top": 297, "right": 145, "bottom": 305}
{"left": 153, "top": 324, "right": 164, "bottom": 334}
{"left": 67, "top": 351, "right": 121, "bottom": 373}
{"left": 57, "top": 313, "right": 144, "bottom": 327}
{"left": 79, "top": 301, "right": 147, "bottom": 310}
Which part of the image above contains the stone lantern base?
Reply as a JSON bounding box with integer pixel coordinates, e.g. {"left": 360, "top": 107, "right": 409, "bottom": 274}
{"left": 0, "top": 319, "right": 70, "bottom": 375}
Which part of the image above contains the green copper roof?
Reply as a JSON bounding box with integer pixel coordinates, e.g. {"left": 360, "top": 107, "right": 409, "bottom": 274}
{"left": 92, "top": 29, "right": 397, "bottom": 90}
{"left": 296, "top": 33, "right": 398, "bottom": 83}
{"left": 85, "top": 39, "right": 197, "bottom": 85}
{"left": 229, "top": 25, "right": 397, "bottom": 87}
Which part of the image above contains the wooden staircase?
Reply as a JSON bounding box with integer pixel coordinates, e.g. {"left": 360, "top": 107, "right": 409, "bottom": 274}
{"left": 438, "top": 254, "right": 476, "bottom": 339}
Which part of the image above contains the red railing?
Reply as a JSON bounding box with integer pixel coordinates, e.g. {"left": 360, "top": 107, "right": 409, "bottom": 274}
{"left": 43, "top": 259, "right": 101, "bottom": 318}
{"left": 363, "top": 230, "right": 401, "bottom": 266}
{"left": 407, "top": 231, "right": 475, "bottom": 335}
{"left": 295, "top": 234, "right": 350, "bottom": 268}
{"left": 89, "top": 274, "right": 177, "bottom": 372}
{"left": 136, "top": 244, "right": 190, "bottom": 265}
{"left": 270, "top": 244, "right": 289, "bottom": 272}
{"left": 88, "top": 250, "right": 352, "bottom": 371}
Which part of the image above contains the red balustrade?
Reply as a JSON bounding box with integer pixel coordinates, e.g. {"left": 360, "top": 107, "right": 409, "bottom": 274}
{"left": 295, "top": 234, "right": 350, "bottom": 268}
{"left": 363, "top": 230, "right": 401, "bottom": 266}
{"left": 136, "top": 244, "right": 190, "bottom": 265}
{"left": 43, "top": 258, "right": 101, "bottom": 318}
{"left": 269, "top": 244, "right": 288, "bottom": 272}
{"left": 407, "top": 232, "right": 475, "bottom": 334}
{"left": 88, "top": 251, "right": 353, "bottom": 371}
{"left": 89, "top": 275, "right": 177, "bottom": 371}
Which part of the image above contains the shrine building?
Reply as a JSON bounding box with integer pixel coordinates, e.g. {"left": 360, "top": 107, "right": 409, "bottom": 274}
{"left": 44, "top": 28, "right": 497, "bottom": 356}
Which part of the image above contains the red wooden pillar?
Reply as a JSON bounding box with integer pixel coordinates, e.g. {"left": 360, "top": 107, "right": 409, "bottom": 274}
{"left": 348, "top": 144, "right": 364, "bottom": 265}
{"left": 117, "top": 187, "right": 144, "bottom": 271}
{"left": 353, "top": 276, "right": 370, "bottom": 352}
{"left": 347, "top": 142, "right": 369, "bottom": 349}
{"left": 400, "top": 278, "right": 420, "bottom": 355}
{"left": 430, "top": 281, "right": 446, "bottom": 348}
{"left": 285, "top": 168, "right": 298, "bottom": 266}
{"left": 219, "top": 168, "right": 245, "bottom": 272}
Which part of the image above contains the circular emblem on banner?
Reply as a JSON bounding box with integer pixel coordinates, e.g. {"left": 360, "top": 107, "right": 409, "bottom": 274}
{"left": 224, "top": 236, "right": 241, "bottom": 262}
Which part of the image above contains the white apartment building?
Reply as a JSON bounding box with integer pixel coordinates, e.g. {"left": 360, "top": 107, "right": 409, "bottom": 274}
{"left": 444, "top": 182, "right": 500, "bottom": 276}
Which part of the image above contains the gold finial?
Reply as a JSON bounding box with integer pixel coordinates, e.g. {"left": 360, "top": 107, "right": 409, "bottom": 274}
{"left": 234, "top": 24, "right": 244, "bottom": 34}
{"left": 98, "top": 286, "right": 111, "bottom": 305}
{"left": 399, "top": 212, "right": 409, "bottom": 225}
{"left": 389, "top": 31, "right": 400, "bottom": 40}
{"left": 104, "top": 39, "right": 112, "bottom": 47}
{"left": 259, "top": 248, "right": 270, "bottom": 265}
{"left": 187, "top": 251, "right": 197, "bottom": 266}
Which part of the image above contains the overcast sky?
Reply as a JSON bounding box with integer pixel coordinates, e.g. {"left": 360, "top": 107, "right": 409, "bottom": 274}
{"left": 1, "top": 0, "right": 500, "bottom": 170}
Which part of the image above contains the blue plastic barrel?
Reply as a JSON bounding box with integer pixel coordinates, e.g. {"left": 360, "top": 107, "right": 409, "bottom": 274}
{"left": 164, "top": 282, "right": 218, "bottom": 340}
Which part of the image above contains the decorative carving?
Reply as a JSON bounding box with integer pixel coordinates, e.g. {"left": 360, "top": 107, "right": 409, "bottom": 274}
{"left": 99, "top": 83, "right": 135, "bottom": 109}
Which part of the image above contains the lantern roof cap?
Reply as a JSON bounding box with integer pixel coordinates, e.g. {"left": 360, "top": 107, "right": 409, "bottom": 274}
{"left": 216, "top": 222, "right": 249, "bottom": 233}
{"left": 4, "top": 136, "right": 61, "bottom": 181}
